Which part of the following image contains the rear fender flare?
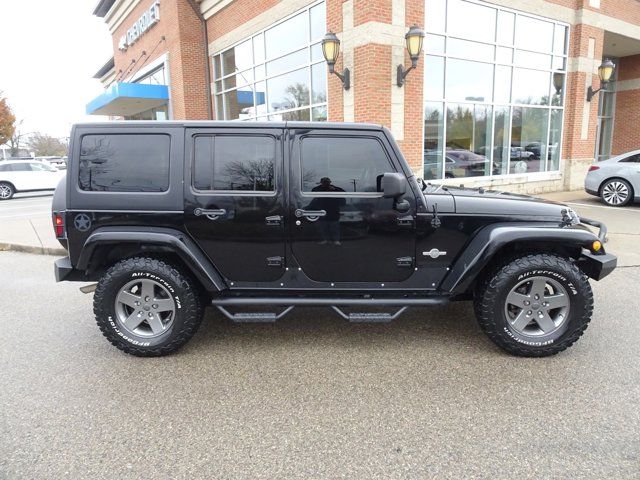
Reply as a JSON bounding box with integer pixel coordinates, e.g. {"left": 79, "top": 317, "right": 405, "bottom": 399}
{"left": 440, "top": 223, "right": 598, "bottom": 295}
{"left": 77, "top": 227, "right": 226, "bottom": 292}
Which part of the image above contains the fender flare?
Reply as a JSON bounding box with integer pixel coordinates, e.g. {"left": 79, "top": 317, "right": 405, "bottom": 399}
{"left": 77, "top": 227, "right": 226, "bottom": 292}
{"left": 440, "top": 223, "right": 599, "bottom": 295}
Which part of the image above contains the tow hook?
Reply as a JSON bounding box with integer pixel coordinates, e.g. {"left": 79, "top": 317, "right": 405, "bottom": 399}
{"left": 79, "top": 283, "right": 98, "bottom": 294}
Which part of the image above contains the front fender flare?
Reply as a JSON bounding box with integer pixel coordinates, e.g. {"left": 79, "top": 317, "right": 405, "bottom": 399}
{"left": 77, "top": 227, "right": 226, "bottom": 292}
{"left": 440, "top": 223, "right": 599, "bottom": 295}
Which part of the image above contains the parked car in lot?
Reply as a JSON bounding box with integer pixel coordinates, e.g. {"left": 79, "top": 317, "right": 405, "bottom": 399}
{"left": 0, "top": 160, "right": 66, "bottom": 199}
{"left": 585, "top": 149, "right": 640, "bottom": 206}
{"left": 53, "top": 121, "right": 616, "bottom": 358}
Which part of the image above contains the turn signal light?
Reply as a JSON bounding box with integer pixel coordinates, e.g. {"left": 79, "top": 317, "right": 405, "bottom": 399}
{"left": 53, "top": 213, "right": 65, "bottom": 238}
{"left": 592, "top": 240, "right": 602, "bottom": 252}
{"left": 588, "top": 165, "right": 600, "bottom": 172}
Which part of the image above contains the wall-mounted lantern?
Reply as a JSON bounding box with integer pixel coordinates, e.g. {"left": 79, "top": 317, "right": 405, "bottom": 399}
{"left": 322, "top": 32, "right": 350, "bottom": 90}
{"left": 397, "top": 25, "right": 425, "bottom": 87}
{"left": 552, "top": 72, "right": 564, "bottom": 95}
{"left": 587, "top": 58, "right": 616, "bottom": 102}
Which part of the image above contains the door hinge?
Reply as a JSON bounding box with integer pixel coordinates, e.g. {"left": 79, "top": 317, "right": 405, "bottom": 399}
{"left": 266, "top": 256, "right": 284, "bottom": 267}
{"left": 397, "top": 215, "right": 414, "bottom": 226}
{"left": 396, "top": 256, "right": 414, "bottom": 267}
{"left": 265, "top": 215, "right": 282, "bottom": 226}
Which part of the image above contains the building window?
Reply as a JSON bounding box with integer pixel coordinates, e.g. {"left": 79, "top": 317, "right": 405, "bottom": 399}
{"left": 212, "top": 1, "right": 327, "bottom": 122}
{"left": 423, "top": 0, "right": 568, "bottom": 180}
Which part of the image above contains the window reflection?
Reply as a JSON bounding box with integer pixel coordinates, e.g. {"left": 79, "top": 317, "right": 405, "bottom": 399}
{"left": 510, "top": 107, "right": 549, "bottom": 174}
{"left": 424, "top": 102, "right": 444, "bottom": 180}
{"left": 446, "top": 103, "right": 493, "bottom": 178}
{"left": 446, "top": 58, "right": 493, "bottom": 102}
{"left": 447, "top": 0, "right": 496, "bottom": 43}
{"left": 512, "top": 68, "right": 550, "bottom": 105}
{"left": 213, "top": 2, "right": 327, "bottom": 122}
{"left": 423, "top": 0, "right": 567, "bottom": 178}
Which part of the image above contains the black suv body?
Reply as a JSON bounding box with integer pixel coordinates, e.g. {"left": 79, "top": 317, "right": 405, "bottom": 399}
{"left": 53, "top": 121, "right": 616, "bottom": 357}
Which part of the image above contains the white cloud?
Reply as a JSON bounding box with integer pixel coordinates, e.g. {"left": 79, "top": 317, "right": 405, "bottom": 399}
{"left": 0, "top": 1, "right": 113, "bottom": 139}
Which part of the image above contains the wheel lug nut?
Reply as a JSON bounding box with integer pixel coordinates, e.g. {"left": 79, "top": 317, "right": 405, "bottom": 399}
{"left": 524, "top": 300, "right": 530, "bottom": 306}
{"left": 148, "top": 312, "right": 153, "bottom": 317}
{"left": 152, "top": 304, "right": 158, "bottom": 309}
{"left": 534, "top": 294, "right": 540, "bottom": 300}
{"left": 527, "top": 310, "right": 532, "bottom": 316}
{"left": 144, "top": 296, "right": 150, "bottom": 302}
{"left": 135, "top": 301, "right": 140, "bottom": 306}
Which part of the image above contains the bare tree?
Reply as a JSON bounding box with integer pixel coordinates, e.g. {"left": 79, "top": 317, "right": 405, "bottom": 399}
{"left": 27, "top": 132, "right": 68, "bottom": 156}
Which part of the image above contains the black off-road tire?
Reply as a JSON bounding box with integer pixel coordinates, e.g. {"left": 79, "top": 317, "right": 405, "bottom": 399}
{"left": 94, "top": 257, "right": 204, "bottom": 356}
{"left": 474, "top": 253, "right": 594, "bottom": 357}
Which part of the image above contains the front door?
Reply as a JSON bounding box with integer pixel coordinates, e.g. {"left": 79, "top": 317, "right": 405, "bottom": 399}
{"left": 184, "top": 127, "right": 286, "bottom": 282}
{"left": 288, "top": 128, "right": 416, "bottom": 283}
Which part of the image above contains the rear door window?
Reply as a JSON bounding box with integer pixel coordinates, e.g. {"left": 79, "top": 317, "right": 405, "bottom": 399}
{"left": 79, "top": 134, "right": 170, "bottom": 192}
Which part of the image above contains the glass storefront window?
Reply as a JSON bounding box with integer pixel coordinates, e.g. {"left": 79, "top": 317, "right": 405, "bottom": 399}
{"left": 510, "top": 107, "right": 549, "bottom": 174}
{"left": 423, "top": 0, "right": 567, "bottom": 180}
{"left": 213, "top": 1, "right": 326, "bottom": 122}
{"left": 424, "top": 102, "right": 445, "bottom": 180}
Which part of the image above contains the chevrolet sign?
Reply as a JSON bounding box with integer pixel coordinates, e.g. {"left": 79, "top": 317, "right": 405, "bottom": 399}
{"left": 118, "top": 2, "right": 160, "bottom": 51}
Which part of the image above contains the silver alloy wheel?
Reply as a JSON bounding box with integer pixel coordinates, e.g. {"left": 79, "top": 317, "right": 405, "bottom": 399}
{"left": 0, "top": 184, "right": 12, "bottom": 199}
{"left": 504, "top": 276, "right": 570, "bottom": 337}
{"left": 602, "top": 180, "right": 629, "bottom": 206}
{"left": 114, "top": 278, "right": 176, "bottom": 338}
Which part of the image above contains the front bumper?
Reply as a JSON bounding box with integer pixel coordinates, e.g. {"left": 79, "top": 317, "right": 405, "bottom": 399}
{"left": 578, "top": 251, "right": 617, "bottom": 281}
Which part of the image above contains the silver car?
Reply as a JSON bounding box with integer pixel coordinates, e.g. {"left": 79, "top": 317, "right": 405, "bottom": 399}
{"left": 585, "top": 149, "right": 640, "bottom": 206}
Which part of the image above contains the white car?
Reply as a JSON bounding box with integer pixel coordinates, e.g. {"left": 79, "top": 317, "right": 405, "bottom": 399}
{"left": 585, "top": 149, "right": 640, "bottom": 206}
{"left": 0, "top": 160, "right": 65, "bottom": 200}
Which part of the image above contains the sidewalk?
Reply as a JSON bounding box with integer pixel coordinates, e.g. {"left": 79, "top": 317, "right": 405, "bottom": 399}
{"left": 0, "top": 190, "right": 637, "bottom": 266}
{"left": 0, "top": 216, "right": 66, "bottom": 256}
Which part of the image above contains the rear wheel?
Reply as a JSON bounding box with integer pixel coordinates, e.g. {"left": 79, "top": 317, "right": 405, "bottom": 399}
{"left": 0, "top": 182, "right": 14, "bottom": 200}
{"left": 93, "top": 257, "right": 204, "bottom": 356}
{"left": 474, "top": 253, "right": 593, "bottom": 357}
{"left": 600, "top": 178, "right": 632, "bottom": 207}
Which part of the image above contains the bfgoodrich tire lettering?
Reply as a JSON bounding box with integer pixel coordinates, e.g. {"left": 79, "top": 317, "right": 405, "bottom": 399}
{"left": 94, "top": 257, "right": 203, "bottom": 356}
{"left": 474, "top": 253, "right": 594, "bottom": 357}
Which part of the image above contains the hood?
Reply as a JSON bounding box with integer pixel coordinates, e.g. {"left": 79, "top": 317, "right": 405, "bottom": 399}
{"left": 445, "top": 186, "right": 570, "bottom": 219}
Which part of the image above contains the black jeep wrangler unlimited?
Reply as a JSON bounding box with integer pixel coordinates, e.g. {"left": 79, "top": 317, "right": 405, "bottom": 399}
{"left": 53, "top": 121, "right": 616, "bottom": 357}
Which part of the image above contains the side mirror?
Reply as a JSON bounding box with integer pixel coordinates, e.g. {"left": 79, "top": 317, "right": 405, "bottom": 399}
{"left": 381, "top": 172, "right": 407, "bottom": 199}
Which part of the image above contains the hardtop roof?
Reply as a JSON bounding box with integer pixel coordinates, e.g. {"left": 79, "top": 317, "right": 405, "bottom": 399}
{"left": 72, "top": 120, "right": 386, "bottom": 131}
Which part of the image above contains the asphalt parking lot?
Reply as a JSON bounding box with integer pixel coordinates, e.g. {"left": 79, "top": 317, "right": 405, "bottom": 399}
{"left": 1, "top": 248, "right": 639, "bottom": 479}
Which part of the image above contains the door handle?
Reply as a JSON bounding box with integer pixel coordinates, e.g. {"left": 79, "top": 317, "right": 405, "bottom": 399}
{"left": 265, "top": 215, "right": 282, "bottom": 226}
{"left": 194, "top": 208, "right": 226, "bottom": 220}
{"left": 295, "top": 209, "right": 326, "bottom": 222}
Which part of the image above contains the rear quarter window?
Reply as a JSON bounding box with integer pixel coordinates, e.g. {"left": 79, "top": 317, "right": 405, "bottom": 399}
{"left": 79, "top": 134, "right": 170, "bottom": 192}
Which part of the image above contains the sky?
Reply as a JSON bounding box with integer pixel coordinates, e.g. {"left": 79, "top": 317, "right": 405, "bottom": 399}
{"left": 0, "top": 1, "right": 113, "bottom": 140}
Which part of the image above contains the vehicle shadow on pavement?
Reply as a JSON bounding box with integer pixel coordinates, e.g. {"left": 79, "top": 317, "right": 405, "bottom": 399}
{"left": 186, "top": 300, "right": 499, "bottom": 356}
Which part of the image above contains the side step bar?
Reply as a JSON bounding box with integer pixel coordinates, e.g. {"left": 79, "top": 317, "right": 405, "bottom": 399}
{"left": 211, "top": 297, "right": 448, "bottom": 324}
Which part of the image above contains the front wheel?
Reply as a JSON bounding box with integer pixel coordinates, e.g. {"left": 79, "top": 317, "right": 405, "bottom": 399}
{"left": 0, "top": 182, "right": 15, "bottom": 200}
{"left": 93, "top": 257, "right": 204, "bottom": 356}
{"left": 474, "top": 253, "right": 593, "bottom": 357}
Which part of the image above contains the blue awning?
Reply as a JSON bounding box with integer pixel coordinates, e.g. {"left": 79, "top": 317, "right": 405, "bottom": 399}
{"left": 86, "top": 82, "right": 169, "bottom": 116}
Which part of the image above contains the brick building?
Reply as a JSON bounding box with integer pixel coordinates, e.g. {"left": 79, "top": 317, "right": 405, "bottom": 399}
{"left": 87, "top": 0, "right": 640, "bottom": 193}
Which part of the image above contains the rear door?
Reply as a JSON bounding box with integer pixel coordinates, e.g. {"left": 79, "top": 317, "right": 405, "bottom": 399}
{"left": 184, "top": 127, "right": 286, "bottom": 282}
{"left": 288, "top": 127, "right": 416, "bottom": 283}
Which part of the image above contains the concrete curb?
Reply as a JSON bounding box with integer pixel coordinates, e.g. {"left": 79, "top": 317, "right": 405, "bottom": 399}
{"left": 0, "top": 242, "right": 67, "bottom": 257}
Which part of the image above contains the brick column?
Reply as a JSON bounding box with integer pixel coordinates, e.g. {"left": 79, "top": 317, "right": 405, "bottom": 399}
{"left": 562, "top": 24, "right": 604, "bottom": 190}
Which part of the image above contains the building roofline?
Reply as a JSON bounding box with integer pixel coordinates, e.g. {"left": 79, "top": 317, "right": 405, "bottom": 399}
{"left": 93, "top": 0, "right": 116, "bottom": 17}
{"left": 93, "top": 57, "right": 115, "bottom": 79}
